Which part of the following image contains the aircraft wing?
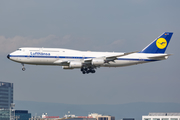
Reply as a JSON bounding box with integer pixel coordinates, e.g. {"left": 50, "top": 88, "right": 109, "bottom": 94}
{"left": 105, "top": 51, "right": 139, "bottom": 61}
{"left": 54, "top": 60, "right": 70, "bottom": 66}
{"left": 84, "top": 51, "right": 138, "bottom": 63}
{"left": 54, "top": 51, "right": 138, "bottom": 65}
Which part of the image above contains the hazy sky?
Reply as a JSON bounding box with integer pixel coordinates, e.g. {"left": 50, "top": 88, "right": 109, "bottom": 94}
{"left": 0, "top": 0, "right": 180, "bottom": 105}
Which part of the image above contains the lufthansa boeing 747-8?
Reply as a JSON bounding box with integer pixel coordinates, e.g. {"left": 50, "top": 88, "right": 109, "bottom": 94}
{"left": 7, "top": 32, "right": 173, "bottom": 74}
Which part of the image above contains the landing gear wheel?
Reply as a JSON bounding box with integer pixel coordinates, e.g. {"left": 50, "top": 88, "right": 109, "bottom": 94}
{"left": 21, "top": 63, "right": 26, "bottom": 71}
{"left": 81, "top": 66, "right": 96, "bottom": 74}
{"left": 92, "top": 70, "right": 95, "bottom": 73}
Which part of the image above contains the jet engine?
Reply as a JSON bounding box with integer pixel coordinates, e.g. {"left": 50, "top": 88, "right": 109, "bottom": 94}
{"left": 62, "top": 61, "right": 82, "bottom": 69}
{"left": 91, "top": 58, "right": 104, "bottom": 65}
{"left": 69, "top": 61, "right": 82, "bottom": 68}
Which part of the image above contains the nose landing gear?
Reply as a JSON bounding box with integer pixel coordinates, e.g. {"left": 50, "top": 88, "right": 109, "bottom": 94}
{"left": 21, "top": 63, "right": 26, "bottom": 71}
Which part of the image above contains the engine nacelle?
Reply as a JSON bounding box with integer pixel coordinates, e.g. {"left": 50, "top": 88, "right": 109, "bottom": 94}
{"left": 92, "top": 58, "right": 104, "bottom": 65}
{"left": 62, "top": 61, "right": 82, "bottom": 69}
{"left": 69, "top": 61, "right": 82, "bottom": 68}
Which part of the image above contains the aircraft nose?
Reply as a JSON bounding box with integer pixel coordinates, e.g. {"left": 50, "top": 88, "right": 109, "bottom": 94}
{"left": 7, "top": 54, "right": 10, "bottom": 59}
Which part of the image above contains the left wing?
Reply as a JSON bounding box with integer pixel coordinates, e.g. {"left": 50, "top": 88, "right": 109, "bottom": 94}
{"left": 105, "top": 51, "right": 139, "bottom": 61}
{"left": 84, "top": 51, "right": 138, "bottom": 64}
{"left": 54, "top": 60, "right": 70, "bottom": 66}
{"left": 53, "top": 51, "right": 138, "bottom": 65}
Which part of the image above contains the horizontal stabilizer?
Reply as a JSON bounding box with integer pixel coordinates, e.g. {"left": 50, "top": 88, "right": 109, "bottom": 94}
{"left": 148, "top": 54, "right": 172, "bottom": 60}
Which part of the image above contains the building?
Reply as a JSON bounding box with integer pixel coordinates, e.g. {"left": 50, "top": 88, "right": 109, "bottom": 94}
{"left": 29, "top": 113, "right": 115, "bottom": 120}
{"left": 29, "top": 117, "right": 96, "bottom": 120}
{"left": 0, "top": 109, "right": 15, "bottom": 120}
{"left": 0, "top": 81, "right": 14, "bottom": 120}
{"left": 88, "top": 113, "right": 115, "bottom": 120}
{"left": 0, "top": 81, "right": 31, "bottom": 120}
{"left": 142, "top": 113, "right": 180, "bottom": 120}
{"left": 0, "top": 81, "right": 13, "bottom": 109}
{"left": 0, "top": 109, "right": 10, "bottom": 120}
{"left": 96, "top": 115, "right": 115, "bottom": 120}
{"left": 122, "top": 118, "right": 135, "bottom": 120}
{"left": 15, "top": 110, "right": 31, "bottom": 120}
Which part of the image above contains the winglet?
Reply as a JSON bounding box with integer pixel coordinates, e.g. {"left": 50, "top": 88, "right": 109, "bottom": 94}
{"left": 140, "top": 32, "right": 173, "bottom": 53}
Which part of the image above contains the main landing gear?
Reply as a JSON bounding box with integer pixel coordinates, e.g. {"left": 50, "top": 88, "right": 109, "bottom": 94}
{"left": 21, "top": 63, "right": 26, "bottom": 71}
{"left": 81, "top": 67, "right": 96, "bottom": 74}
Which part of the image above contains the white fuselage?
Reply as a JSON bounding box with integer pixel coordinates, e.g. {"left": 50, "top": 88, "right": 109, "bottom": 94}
{"left": 8, "top": 47, "right": 167, "bottom": 68}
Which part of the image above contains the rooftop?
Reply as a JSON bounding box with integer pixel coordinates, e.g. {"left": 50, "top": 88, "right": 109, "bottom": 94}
{"left": 148, "top": 113, "right": 180, "bottom": 116}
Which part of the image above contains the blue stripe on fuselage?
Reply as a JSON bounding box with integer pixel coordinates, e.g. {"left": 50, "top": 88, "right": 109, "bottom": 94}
{"left": 9, "top": 55, "right": 158, "bottom": 62}
{"left": 9, "top": 55, "right": 93, "bottom": 59}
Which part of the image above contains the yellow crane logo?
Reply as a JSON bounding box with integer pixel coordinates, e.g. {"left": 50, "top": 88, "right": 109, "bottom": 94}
{"left": 156, "top": 38, "right": 167, "bottom": 49}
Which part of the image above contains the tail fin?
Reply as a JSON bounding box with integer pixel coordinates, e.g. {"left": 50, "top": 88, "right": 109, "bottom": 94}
{"left": 140, "top": 32, "right": 173, "bottom": 53}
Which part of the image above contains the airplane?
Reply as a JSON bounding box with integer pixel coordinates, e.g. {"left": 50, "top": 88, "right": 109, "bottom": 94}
{"left": 7, "top": 32, "right": 173, "bottom": 74}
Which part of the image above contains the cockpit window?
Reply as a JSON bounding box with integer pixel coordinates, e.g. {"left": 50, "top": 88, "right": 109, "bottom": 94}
{"left": 16, "top": 49, "right": 22, "bottom": 51}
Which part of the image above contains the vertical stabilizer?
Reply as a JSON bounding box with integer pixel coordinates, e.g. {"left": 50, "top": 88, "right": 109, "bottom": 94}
{"left": 140, "top": 32, "right": 173, "bottom": 53}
